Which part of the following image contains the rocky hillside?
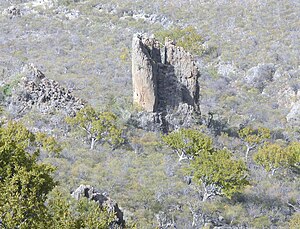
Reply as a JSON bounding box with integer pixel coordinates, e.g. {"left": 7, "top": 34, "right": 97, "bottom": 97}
{"left": 0, "top": 0, "right": 300, "bottom": 228}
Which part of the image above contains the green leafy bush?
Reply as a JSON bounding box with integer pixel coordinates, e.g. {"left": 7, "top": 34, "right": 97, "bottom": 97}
{"left": 155, "top": 26, "right": 204, "bottom": 55}
{"left": 190, "top": 149, "right": 249, "bottom": 200}
{"left": 0, "top": 122, "right": 56, "bottom": 228}
{"left": 163, "top": 128, "right": 249, "bottom": 201}
{"left": 48, "top": 189, "right": 115, "bottom": 229}
{"left": 66, "top": 106, "right": 124, "bottom": 150}
{"left": 254, "top": 141, "right": 300, "bottom": 175}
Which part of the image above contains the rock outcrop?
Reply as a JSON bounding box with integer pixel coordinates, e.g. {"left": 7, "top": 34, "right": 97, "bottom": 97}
{"left": 2, "top": 6, "right": 21, "bottom": 19}
{"left": 245, "top": 63, "right": 275, "bottom": 91}
{"left": 71, "top": 184, "right": 125, "bottom": 227}
{"left": 131, "top": 34, "right": 200, "bottom": 131}
{"left": 93, "top": 4, "right": 172, "bottom": 28}
{"left": 9, "top": 64, "right": 84, "bottom": 116}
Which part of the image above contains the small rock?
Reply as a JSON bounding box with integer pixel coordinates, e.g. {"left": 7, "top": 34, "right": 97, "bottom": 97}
{"left": 2, "top": 6, "right": 21, "bottom": 19}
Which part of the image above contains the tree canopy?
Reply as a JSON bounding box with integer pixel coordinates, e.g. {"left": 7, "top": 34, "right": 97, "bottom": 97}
{"left": 190, "top": 149, "right": 249, "bottom": 200}
{"left": 0, "top": 121, "right": 56, "bottom": 228}
{"left": 0, "top": 121, "right": 119, "bottom": 228}
{"left": 253, "top": 141, "right": 300, "bottom": 175}
{"left": 47, "top": 189, "right": 115, "bottom": 229}
{"left": 66, "top": 106, "right": 124, "bottom": 150}
{"left": 238, "top": 126, "right": 271, "bottom": 161}
{"left": 162, "top": 128, "right": 213, "bottom": 161}
{"left": 163, "top": 128, "right": 249, "bottom": 201}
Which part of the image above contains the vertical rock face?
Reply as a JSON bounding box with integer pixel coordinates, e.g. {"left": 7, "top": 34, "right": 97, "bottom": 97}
{"left": 132, "top": 35, "right": 160, "bottom": 112}
{"left": 132, "top": 34, "right": 200, "bottom": 114}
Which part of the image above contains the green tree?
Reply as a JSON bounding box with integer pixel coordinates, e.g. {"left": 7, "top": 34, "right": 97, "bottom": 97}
{"left": 35, "top": 132, "right": 62, "bottom": 156}
{"left": 162, "top": 128, "right": 213, "bottom": 161}
{"left": 155, "top": 26, "right": 204, "bottom": 55}
{"left": 289, "top": 212, "right": 300, "bottom": 229}
{"left": 0, "top": 121, "right": 121, "bottom": 228}
{"left": 66, "top": 106, "right": 124, "bottom": 150}
{"left": 47, "top": 189, "right": 115, "bottom": 229}
{"left": 190, "top": 149, "right": 249, "bottom": 201}
{"left": 238, "top": 126, "right": 271, "bottom": 161}
{"left": 163, "top": 128, "right": 249, "bottom": 201}
{"left": 0, "top": 121, "right": 56, "bottom": 228}
{"left": 253, "top": 141, "right": 300, "bottom": 175}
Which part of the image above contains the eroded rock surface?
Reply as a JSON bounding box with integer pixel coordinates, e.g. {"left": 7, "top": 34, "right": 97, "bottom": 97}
{"left": 8, "top": 64, "right": 84, "bottom": 116}
{"left": 132, "top": 34, "right": 200, "bottom": 113}
{"left": 131, "top": 34, "right": 200, "bottom": 131}
{"left": 71, "top": 184, "right": 125, "bottom": 227}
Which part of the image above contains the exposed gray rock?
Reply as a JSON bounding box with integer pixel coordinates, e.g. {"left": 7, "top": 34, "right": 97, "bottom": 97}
{"left": 93, "top": 4, "right": 172, "bottom": 27}
{"left": 286, "top": 102, "right": 300, "bottom": 124}
{"left": 132, "top": 34, "right": 200, "bottom": 113}
{"left": 129, "top": 13, "right": 172, "bottom": 27}
{"left": 131, "top": 33, "right": 200, "bottom": 132}
{"left": 8, "top": 64, "right": 84, "bottom": 116}
{"left": 245, "top": 63, "right": 275, "bottom": 91}
{"left": 71, "top": 184, "right": 125, "bottom": 227}
{"left": 132, "top": 34, "right": 160, "bottom": 112}
{"left": 129, "top": 103, "right": 197, "bottom": 132}
{"left": 2, "top": 6, "right": 21, "bottom": 19}
{"left": 217, "top": 62, "right": 237, "bottom": 78}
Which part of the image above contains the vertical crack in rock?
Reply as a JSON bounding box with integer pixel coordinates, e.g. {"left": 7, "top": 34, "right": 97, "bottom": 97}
{"left": 131, "top": 33, "right": 200, "bottom": 132}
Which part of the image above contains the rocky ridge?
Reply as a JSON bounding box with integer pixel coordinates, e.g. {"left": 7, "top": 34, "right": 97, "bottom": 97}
{"left": 93, "top": 3, "right": 172, "bottom": 28}
{"left": 8, "top": 64, "right": 84, "bottom": 116}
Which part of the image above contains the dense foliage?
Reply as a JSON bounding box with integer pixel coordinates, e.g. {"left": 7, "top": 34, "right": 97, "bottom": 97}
{"left": 163, "top": 129, "right": 249, "bottom": 201}
{"left": 254, "top": 141, "right": 300, "bottom": 175}
{"left": 161, "top": 128, "right": 213, "bottom": 161}
{"left": 155, "top": 26, "right": 204, "bottom": 55}
{"left": 238, "top": 126, "right": 271, "bottom": 160}
{"left": 191, "top": 149, "right": 249, "bottom": 200}
{"left": 47, "top": 189, "right": 115, "bottom": 229}
{"left": 66, "top": 106, "right": 124, "bottom": 150}
{"left": 0, "top": 122, "right": 56, "bottom": 228}
{"left": 0, "top": 122, "right": 121, "bottom": 228}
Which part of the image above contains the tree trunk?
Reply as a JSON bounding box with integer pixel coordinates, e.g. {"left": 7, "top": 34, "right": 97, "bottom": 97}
{"left": 271, "top": 168, "right": 277, "bottom": 176}
{"left": 245, "top": 146, "right": 250, "bottom": 162}
{"left": 90, "top": 138, "right": 97, "bottom": 150}
{"left": 202, "top": 191, "right": 213, "bottom": 202}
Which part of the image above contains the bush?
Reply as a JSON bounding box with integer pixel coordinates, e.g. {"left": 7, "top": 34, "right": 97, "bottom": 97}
{"left": 155, "top": 26, "right": 204, "bottom": 55}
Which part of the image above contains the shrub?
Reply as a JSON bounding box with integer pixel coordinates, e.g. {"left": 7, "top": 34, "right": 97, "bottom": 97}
{"left": 155, "top": 26, "right": 204, "bottom": 55}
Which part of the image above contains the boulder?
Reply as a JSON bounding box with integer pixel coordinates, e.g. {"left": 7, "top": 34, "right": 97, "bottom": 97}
{"left": 286, "top": 102, "right": 300, "bottom": 124}
{"left": 2, "top": 6, "right": 21, "bottom": 19}
{"left": 245, "top": 63, "right": 275, "bottom": 91}
{"left": 71, "top": 184, "right": 125, "bottom": 227}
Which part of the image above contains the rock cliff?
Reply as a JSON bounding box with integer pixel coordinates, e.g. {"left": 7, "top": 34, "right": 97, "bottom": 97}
{"left": 131, "top": 34, "right": 200, "bottom": 131}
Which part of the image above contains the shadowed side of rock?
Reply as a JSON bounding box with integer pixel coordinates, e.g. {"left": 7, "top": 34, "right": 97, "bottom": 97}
{"left": 131, "top": 34, "right": 200, "bottom": 131}
{"left": 71, "top": 184, "right": 125, "bottom": 228}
